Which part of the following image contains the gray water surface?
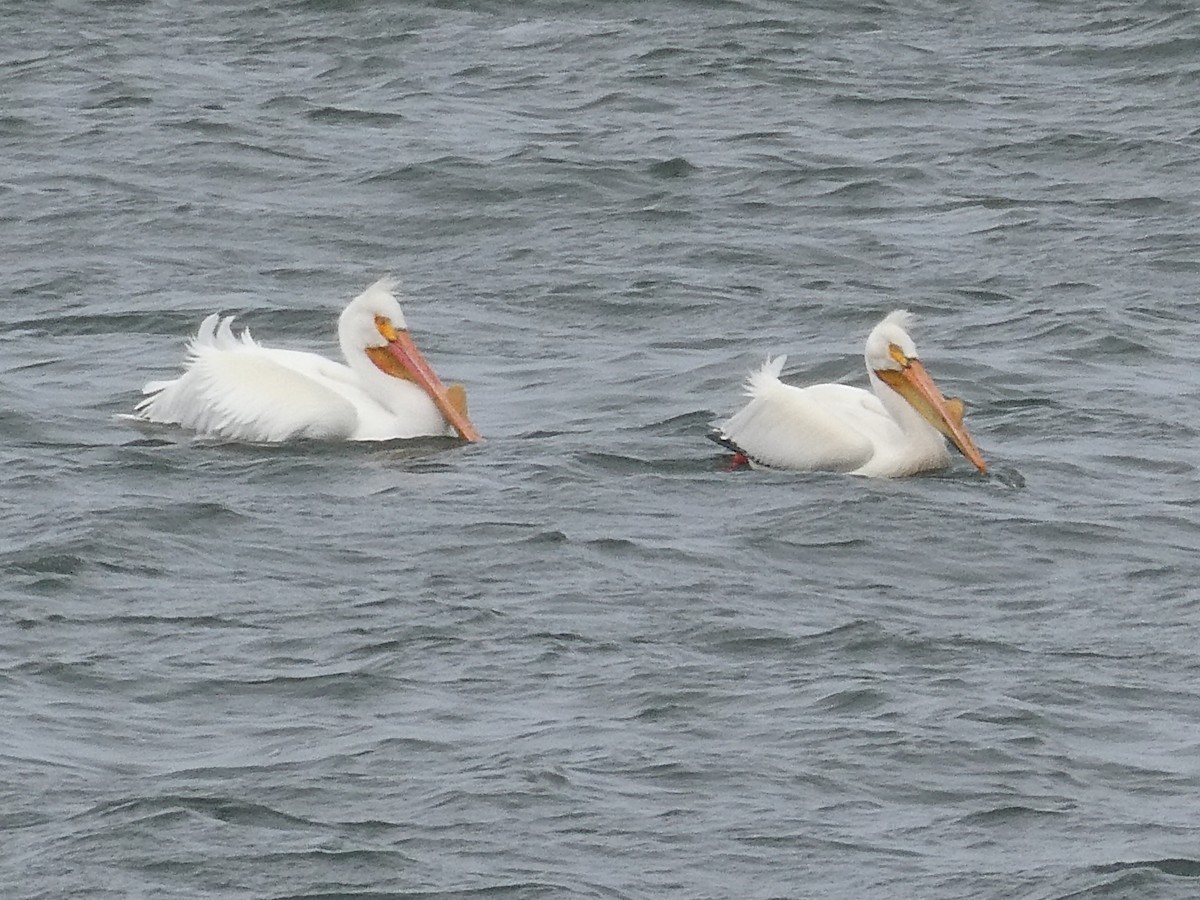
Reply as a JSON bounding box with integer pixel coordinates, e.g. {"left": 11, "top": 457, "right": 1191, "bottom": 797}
{"left": 3, "top": 2, "right": 1200, "bottom": 898}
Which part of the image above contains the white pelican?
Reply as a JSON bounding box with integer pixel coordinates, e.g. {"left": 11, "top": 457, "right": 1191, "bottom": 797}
{"left": 134, "top": 277, "right": 481, "bottom": 443}
{"left": 711, "top": 311, "right": 986, "bottom": 477}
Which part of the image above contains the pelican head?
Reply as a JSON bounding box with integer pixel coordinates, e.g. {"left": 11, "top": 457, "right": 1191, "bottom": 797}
{"left": 866, "top": 310, "right": 986, "bottom": 473}
{"left": 340, "top": 277, "right": 481, "bottom": 442}
{"left": 340, "top": 276, "right": 409, "bottom": 345}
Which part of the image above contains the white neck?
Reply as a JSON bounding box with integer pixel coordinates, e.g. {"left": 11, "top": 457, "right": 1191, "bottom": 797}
{"left": 340, "top": 339, "right": 427, "bottom": 416}
{"left": 867, "top": 368, "right": 945, "bottom": 453}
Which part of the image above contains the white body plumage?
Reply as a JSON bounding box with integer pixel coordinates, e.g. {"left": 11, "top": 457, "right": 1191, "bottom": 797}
{"left": 713, "top": 311, "right": 986, "bottom": 478}
{"left": 135, "top": 278, "right": 479, "bottom": 443}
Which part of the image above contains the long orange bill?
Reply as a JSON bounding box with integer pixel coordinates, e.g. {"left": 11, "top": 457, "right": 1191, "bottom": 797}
{"left": 384, "top": 331, "right": 482, "bottom": 443}
{"left": 877, "top": 359, "right": 987, "bottom": 473}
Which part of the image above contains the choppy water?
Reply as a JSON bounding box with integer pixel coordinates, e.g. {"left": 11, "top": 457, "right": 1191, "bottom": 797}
{"left": 4, "top": 2, "right": 1200, "bottom": 897}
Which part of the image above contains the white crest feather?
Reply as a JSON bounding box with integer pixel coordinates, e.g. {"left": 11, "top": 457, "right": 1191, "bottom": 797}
{"left": 881, "top": 309, "right": 914, "bottom": 330}
{"left": 356, "top": 275, "right": 400, "bottom": 308}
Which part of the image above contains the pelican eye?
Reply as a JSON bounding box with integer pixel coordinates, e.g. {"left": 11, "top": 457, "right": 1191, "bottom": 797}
{"left": 375, "top": 315, "right": 399, "bottom": 342}
{"left": 887, "top": 343, "right": 911, "bottom": 368}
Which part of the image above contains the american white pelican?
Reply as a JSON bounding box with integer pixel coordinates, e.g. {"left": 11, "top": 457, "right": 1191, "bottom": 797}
{"left": 134, "top": 277, "right": 481, "bottom": 443}
{"left": 711, "top": 311, "right": 986, "bottom": 477}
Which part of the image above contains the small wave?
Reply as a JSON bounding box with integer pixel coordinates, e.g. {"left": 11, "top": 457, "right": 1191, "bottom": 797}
{"left": 305, "top": 106, "right": 405, "bottom": 126}
{"left": 956, "top": 805, "right": 1066, "bottom": 826}
{"left": 1095, "top": 858, "right": 1200, "bottom": 878}
{"left": 647, "top": 156, "right": 696, "bottom": 179}
{"left": 86, "top": 94, "right": 151, "bottom": 109}
{"left": 517, "top": 529, "right": 569, "bottom": 546}
{"left": 80, "top": 794, "right": 315, "bottom": 831}
{"left": 814, "top": 687, "right": 889, "bottom": 714}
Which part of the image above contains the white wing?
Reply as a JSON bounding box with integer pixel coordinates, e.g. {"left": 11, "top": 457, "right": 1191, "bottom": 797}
{"left": 716, "top": 357, "right": 901, "bottom": 472}
{"left": 136, "top": 315, "right": 358, "bottom": 441}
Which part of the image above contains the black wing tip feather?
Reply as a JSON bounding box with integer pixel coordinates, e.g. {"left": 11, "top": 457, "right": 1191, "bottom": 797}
{"left": 707, "top": 429, "right": 744, "bottom": 454}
